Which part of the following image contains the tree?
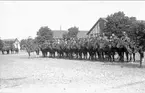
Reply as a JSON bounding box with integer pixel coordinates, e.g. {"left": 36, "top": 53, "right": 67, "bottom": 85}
{"left": 20, "top": 39, "right": 26, "bottom": 50}
{"left": 132, "top": 21, "right": 145, "bottom": 47}
{"left": 62, "top": 26, "right": 79, "bottom": 40}
{"left": 36, "top": 26, "right": 53, "bottom": 45}
{"left": 103, "top": 11, "right": 145, "bottom": 48}
{"left": 62, "top": 32, "right": 69, "bottom": 39}
{"left": 20, "top": 37, "right": 40, "bottom": 57}
{"left": 68, "top": 26, "right": 79, "bottom": 38}
{"left": 103, "top": 11, "right": 136, "bottom": 38}
{"left": 0, "top": 38, "right": 4, "bottom": 50}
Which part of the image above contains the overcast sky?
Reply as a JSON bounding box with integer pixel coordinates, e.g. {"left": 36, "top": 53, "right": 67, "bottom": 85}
{"left": 0, "top": 1, "right": 145, "bottom": 40}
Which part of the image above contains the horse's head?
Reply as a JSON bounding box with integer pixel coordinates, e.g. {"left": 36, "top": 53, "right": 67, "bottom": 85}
{"left": 116, "top": 39, "right": 125, "bottom": 48}
{"left": 98, "top": 40, "right": 106, "bottom": 49}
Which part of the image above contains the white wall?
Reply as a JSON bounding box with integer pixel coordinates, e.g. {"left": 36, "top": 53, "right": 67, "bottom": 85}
{"left": 89, "top": 22, "right": 100, "bottom": 37}
{"left": 13, "top": 40, "right": 21, "bottom": 50}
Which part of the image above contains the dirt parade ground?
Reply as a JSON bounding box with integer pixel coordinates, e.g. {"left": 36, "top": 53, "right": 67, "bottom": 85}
{"left": 0, "top": 51, "right": 145, "bottom": 93}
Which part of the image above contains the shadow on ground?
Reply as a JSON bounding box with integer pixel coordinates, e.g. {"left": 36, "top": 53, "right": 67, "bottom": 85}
{"left": 102, "top": 61, "right": 145, "bottom": 68}
{"left": 16, "top": 53, "right": 145, "bottom": 68}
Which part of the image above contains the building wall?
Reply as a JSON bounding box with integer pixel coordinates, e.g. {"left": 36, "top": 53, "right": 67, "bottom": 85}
{"left": 99, "top": 19, "right": 106, "bottom": 34}
{"left": 88, "top": 18, "right": 107, "bottom": 37}
{"left": 13, "top": 40, "right": 20, "bottom": 50}
{"left": 89, "top": 22, "right": 100, "bottom": 37}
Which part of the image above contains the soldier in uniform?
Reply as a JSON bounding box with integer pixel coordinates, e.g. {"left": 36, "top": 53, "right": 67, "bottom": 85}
{"left": 121, "top": 31, "right": 130, "bottom": 42}
{"left": 102, "top": 33, "right": 108, "bottom": 41}
{"left": 110, "top": 33, "right": 118, "bottom": 41}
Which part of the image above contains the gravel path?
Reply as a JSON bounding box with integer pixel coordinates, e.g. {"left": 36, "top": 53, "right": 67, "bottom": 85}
{"left": 0, "top": 51, "right": 145, "bottom": 93}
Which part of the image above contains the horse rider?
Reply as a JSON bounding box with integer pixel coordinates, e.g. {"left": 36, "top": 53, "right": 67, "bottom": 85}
{"left": 102, "top": 33, "right": 108, "bottom": 41}
{"left": 121, "top": 31, "right": 130, "bottom": 42}
{"left": 110, "top": 33, "right": 118, "bottom": 41}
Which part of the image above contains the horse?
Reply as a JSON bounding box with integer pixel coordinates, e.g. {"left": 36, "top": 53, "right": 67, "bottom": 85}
{"left": 22, "top": 38, "right": 40, "bottom": 58}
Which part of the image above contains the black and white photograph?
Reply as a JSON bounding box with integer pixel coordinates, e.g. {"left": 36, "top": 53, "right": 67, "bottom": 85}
{"left": 0, "top": 1, "right": 145, "bottom": 93}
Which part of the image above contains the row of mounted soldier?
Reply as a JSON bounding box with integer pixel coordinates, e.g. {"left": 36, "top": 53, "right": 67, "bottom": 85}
{"left": 20, "top": 32, "right": 144, "bottom": 67}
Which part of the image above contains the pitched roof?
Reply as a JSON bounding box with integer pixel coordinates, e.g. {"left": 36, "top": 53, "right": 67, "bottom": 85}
{"left": 3, "top": 39, "right": 15, "bottom": 42}
{"left": 137, "top": 20, "right": 145, "bottom": 23}
{"left": 3, "top": 38, "right": 19, "bottom": 42}
{"left": 87, "top": 17, "right": 108, "bottom": 35}
{"left": 77, "top": 31, "right": 88, "bottom": 38}
{"left": 52, "top": 30, "right": 67, "bottom": 38}
{"left": 52, "top": 30, "right": 88, "bottom": 38}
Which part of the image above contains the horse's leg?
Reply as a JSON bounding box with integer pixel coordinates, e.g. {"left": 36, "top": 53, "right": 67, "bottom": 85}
{"left": 112, "top": 52, "right": 115, "bottom": 62}
{"left": 37, "top": 50, "right": 40, "bottom": 57}
{"left": 139, "top": 52, "right": 144, "bottom": 67}
{"left": 108, "top": 52, "right": 111, "bottom": 62}
{"left": 110, "top": 51, "right": 114, "bottom": 62}
{"left": 76, "top": 52, "right": 78, "bottom": 59}
{"left": 42, "top": 51, "right": 45, "bottom": 57}
{"left": 83, "top": 52, "right": 85, "bottom": 60}
{"left": 129, "top": 53, "right": 132, "bottom": 62}
{"left": 119, "top": 52, "right": 122, "bottom": 62}
{"left": 133, "top": 53, "right": 135, "bottom": 62}
{"left": 7, "top": 50, "right": 9, "bottom": 54}
{"left": 38, "top": 50, "right": 40, "bottom": 55}
{"left": 101, "top": 52, "right": 104, "bottom": 61}
{"left": 112, "top": 53, "right": 115, "bottom": 62}
{"left": 46, "top": 52, "right": 48, "bottom": 57}
{"left": 29, "top": 52, "right": 31, "bottom": 57}
{"left": 79, "top": 52, "right": 81, "bottom": 60}
{"left": 140, "top": 53, "right": 142, "bottom": 68}
{"left": 28, "top": 52, "right": 31, "bottom": 58}
{"left": 85, "top": 52, "right": 88, "bottom": 60}
{"left": 121, "top": 52, "right": 124, "bottom": 62}
{"left": 35, "top": 51, "right": 38, "bottom": 58}
{"left": 99, "top": 51, "right": 102, "bottom": 61}
{"left": 2, "top": 51, "right": 4, "bottom": 54}
{"left": 94, "top": 52, "right": 96, "bottom": 60}
{"left": 125, "top": 52, "right": 129, "bottom": 62}
{"left": 53, "top": 52, "right": 55, "bottom": 58}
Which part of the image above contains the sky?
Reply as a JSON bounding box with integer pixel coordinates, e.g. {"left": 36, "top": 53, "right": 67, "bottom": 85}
{"left": 0, "top": 1, "right": 145, "bottom": 40}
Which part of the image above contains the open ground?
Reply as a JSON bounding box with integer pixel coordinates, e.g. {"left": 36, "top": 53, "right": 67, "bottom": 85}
{"left": 0, "top": 51, "right": 145, "bottom": 93}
